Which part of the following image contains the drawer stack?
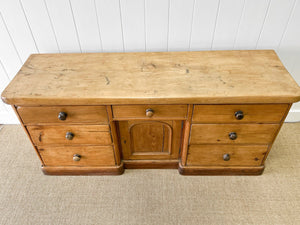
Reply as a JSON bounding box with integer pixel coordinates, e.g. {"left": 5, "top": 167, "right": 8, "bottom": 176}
{"left": 183, "top": 104, "right": 289, "bottom": 174}
{"left": 17, "top": 106, "right": 119, "bottom": 174}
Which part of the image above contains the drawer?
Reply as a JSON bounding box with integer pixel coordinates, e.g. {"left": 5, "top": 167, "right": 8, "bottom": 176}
{"left": 190, "top": 124, "right": 279, "bottom": 144}
{"left": 39, "top": 146, "right": 115, "bottom": 166}
{"left": 192, "top": 104, "right": 288, "bottom": 123}
{"left": 112, "top": 105, "right": 187, "bottom": 120}
{"left": 18, "top": 106, "right": 108, "bottom": 125}
{"left": 187, "top": 145, "right": 268, "bottom": 166}
{"left": 27, "top": 125, "right": 112, "bottom": 146}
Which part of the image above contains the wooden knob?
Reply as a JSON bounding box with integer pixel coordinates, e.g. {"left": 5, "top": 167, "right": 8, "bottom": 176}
{"left": 235, "top": 110, "right": 244, "bottom": 120}
{"left": 229, "top": 132, "right": 237, "bottom": 140}
{"left": 73, "top": 154, "right": 81, "bottom": 161}
{"left": 58, "top": 112, "right": 67, "bottom": 120}
{"left": 65, "top": 132, "right": 74, "bottom": 140}
{"left": 223, "top": 154, "right": 230, "bottom": 161}
{"left": 146, "top": 108, "right": 154, "bottom": 117}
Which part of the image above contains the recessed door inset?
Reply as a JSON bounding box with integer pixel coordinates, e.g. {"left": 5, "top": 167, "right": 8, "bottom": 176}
{"left": 118, "top": 120, "right": 183, "bottom": 160}
{"left": 130, "top": 122, "right": 172, "bottom": 154}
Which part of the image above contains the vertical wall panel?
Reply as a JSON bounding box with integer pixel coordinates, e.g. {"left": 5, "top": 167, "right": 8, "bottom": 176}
{"left": 212, "top": 0, "right": 245, "bottom": 50}
{"left": 0, "top": 0, "right": 38, "bottom": 62}
{"left": 145, "top": 0, "right": 169, "bottom": 52}
{"left": 70, "top": 0, "right": 102, "bottom": 52}
{"left": 95, "top": 0, "right": 124, "bottom": 52}
{"left": 0, "top": 61, "right": 18, "bottom": 125}
{"left": 277, "top": 0, "right": 300, "bottom": 85}
{"left": 0, "top": 101, "right": 6, "bottom": 113}
{"left": 120, "top": 0, "right": 145, "bottom": 51}
{"left": 190, "top": 0, "right": 219, "bottom": 50}
{"left": 45, "top": 0, "right": 81, "bottom": 53}
{"left": 0, "top": 62, "right": 9, "bottom": 113}
{"left": 1, "top": 1, "right": 300, "bottom": 123}
{"left": 256, "top": 0, "right": 296, "bottom": 49}
{"left": 234, "top": 0, "right": 270, "bottom": 49}
{"left": 168, "top": 0, "right": 194, "bottom": 51}
{"left": 21, "top": 0, "right": 59, "bottom": 53}
{"left": 0, "top": 14, "right": 22, "bottom": 79}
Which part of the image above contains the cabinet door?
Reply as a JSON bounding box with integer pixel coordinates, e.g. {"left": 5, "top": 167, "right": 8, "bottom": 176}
{"left": 118, "top": 120, "right": 183, "bottom": 160}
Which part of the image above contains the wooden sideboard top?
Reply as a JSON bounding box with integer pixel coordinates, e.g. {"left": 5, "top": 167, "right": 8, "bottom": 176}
{"left": 2, "top": 50, "right": 300, "bottom": 105}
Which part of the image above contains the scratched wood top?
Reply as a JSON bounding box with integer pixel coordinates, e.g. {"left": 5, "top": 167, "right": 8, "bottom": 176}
{"left": 2, "top": 50, "right": 300, "bottom": 105}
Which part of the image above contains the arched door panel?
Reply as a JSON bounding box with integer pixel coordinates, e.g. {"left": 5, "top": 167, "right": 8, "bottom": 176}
{"left": 118, "top": 120, "right": 183, "bottom": 160}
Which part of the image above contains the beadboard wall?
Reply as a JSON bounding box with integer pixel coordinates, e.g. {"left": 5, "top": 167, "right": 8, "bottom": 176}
{"left": 0, "top": 0, "right": 300, "bottom": 124}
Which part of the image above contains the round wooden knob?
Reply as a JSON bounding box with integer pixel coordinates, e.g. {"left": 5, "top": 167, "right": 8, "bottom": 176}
{"left": 229, "top": 132, "right": 237, "bottom": 140}
{"left": 223, "top": 153, "right": 230, "bottom": 161}
{"left": 235, "top": 110, "right": 244, "bottom": 120}
{"left": 73, "top": 154, "right": 81, "bottom": 161}
{"left": 65, "top": 132, "right": 74, "bottom": 140}
{"left": 58, "top": 112, "right": 67, "bottom": 121}
{"left": 146, "top": 108, "right": 154, "bottom": 117}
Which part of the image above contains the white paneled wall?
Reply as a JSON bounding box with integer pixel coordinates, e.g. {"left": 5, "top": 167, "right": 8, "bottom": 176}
{"left": 0, "top": 0, "right": 300, "bottom": 124}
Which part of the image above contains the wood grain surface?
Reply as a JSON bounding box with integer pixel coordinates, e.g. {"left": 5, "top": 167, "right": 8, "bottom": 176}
{"left": 2, "top": 50, "right": 300, "bottom": 105}
{"left": 27, "top": 125, "right": 112, "bottom": 146}
{"left": 187, "top": 145, "right": 268, "bottom": 166}
{"left": 118, "top": 120, "right": 183, "bottom": 160}
{"left": 39, "top": 145, "right": 116, "bottom": 166}
{"left": 190, "top": 124, "right": 280, "bottom": 144}
{"left": 41, "top": 164, "right": 124, "bottom": 175}
{"left": 112, "top": 104, "right": 187, "bottom": 120}
{"left": 18, "top": 106, "right": 108, "bottom": 124}
{"left": 192, "top": 104, "right": 288, "bottom": 123}
{"left": 178, "top": 163, "right": 265, "bottom": 175}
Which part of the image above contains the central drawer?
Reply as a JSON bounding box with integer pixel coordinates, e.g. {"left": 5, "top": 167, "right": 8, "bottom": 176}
{"left": 190, "top": 124, "right": 279, "bottom": 144}
{"left": 38, "top": 146, "right": 116, "bottom": 166}
{"left": 112, "top": 105, "right": 188, "bottom": 120}
{"left": 27, "top": 125, "right": 112, "bottom": 146}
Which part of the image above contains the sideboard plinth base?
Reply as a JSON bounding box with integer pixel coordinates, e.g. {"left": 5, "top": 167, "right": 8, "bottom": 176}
{"left": 178, "top": 163, "right": 265, "bottom": 175}
{"left": 41, "top": 163, "right": 124, "bottom": 175}
{"left": 123, "top": 160, "right": 178, "bottom": 169}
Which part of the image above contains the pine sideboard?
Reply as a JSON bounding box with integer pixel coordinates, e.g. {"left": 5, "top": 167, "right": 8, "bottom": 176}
{"left": 2, "top": 50, "right": 300, "bottom": 175}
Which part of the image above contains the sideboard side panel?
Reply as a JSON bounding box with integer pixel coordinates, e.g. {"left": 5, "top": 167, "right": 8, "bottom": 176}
{"left": 261, "top": 103, "right": 292, "bottom": 164}
{"left": 12, "top": 105, "right": 45, "bottom": 165}
{"left": 106, "top": 105, "right": 121, "bottom": 165}
{"left": 180, "top": 104, "right": 193, "bottom": 166}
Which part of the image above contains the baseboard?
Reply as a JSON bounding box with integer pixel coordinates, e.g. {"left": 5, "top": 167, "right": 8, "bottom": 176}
{"left": 0, "top": 111, "right": 19, "bottom": 124}
{"left": 285, "top": 109, "right": 300, "bottom": 122}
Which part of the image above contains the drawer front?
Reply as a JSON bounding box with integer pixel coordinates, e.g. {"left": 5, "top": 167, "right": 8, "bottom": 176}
{"left": 112, "top": 105, "right": 188, "bottom": 120}
{"left": 27, "top": 125, "right": 112, "bottom": 146}
{"left": 187, "top": 145, "right": 268, "bottom": 166}
{"left": 18, "top": 106, "right": 108, "bottom": 125}
{"left": 39, "top": 146, "right": 115, "bottom": 166}
{"left": 192, "top": 104, "right": 288, "bottom": 123}
{"left": 190, "top": 124, "right": 279, "bottom": 144}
